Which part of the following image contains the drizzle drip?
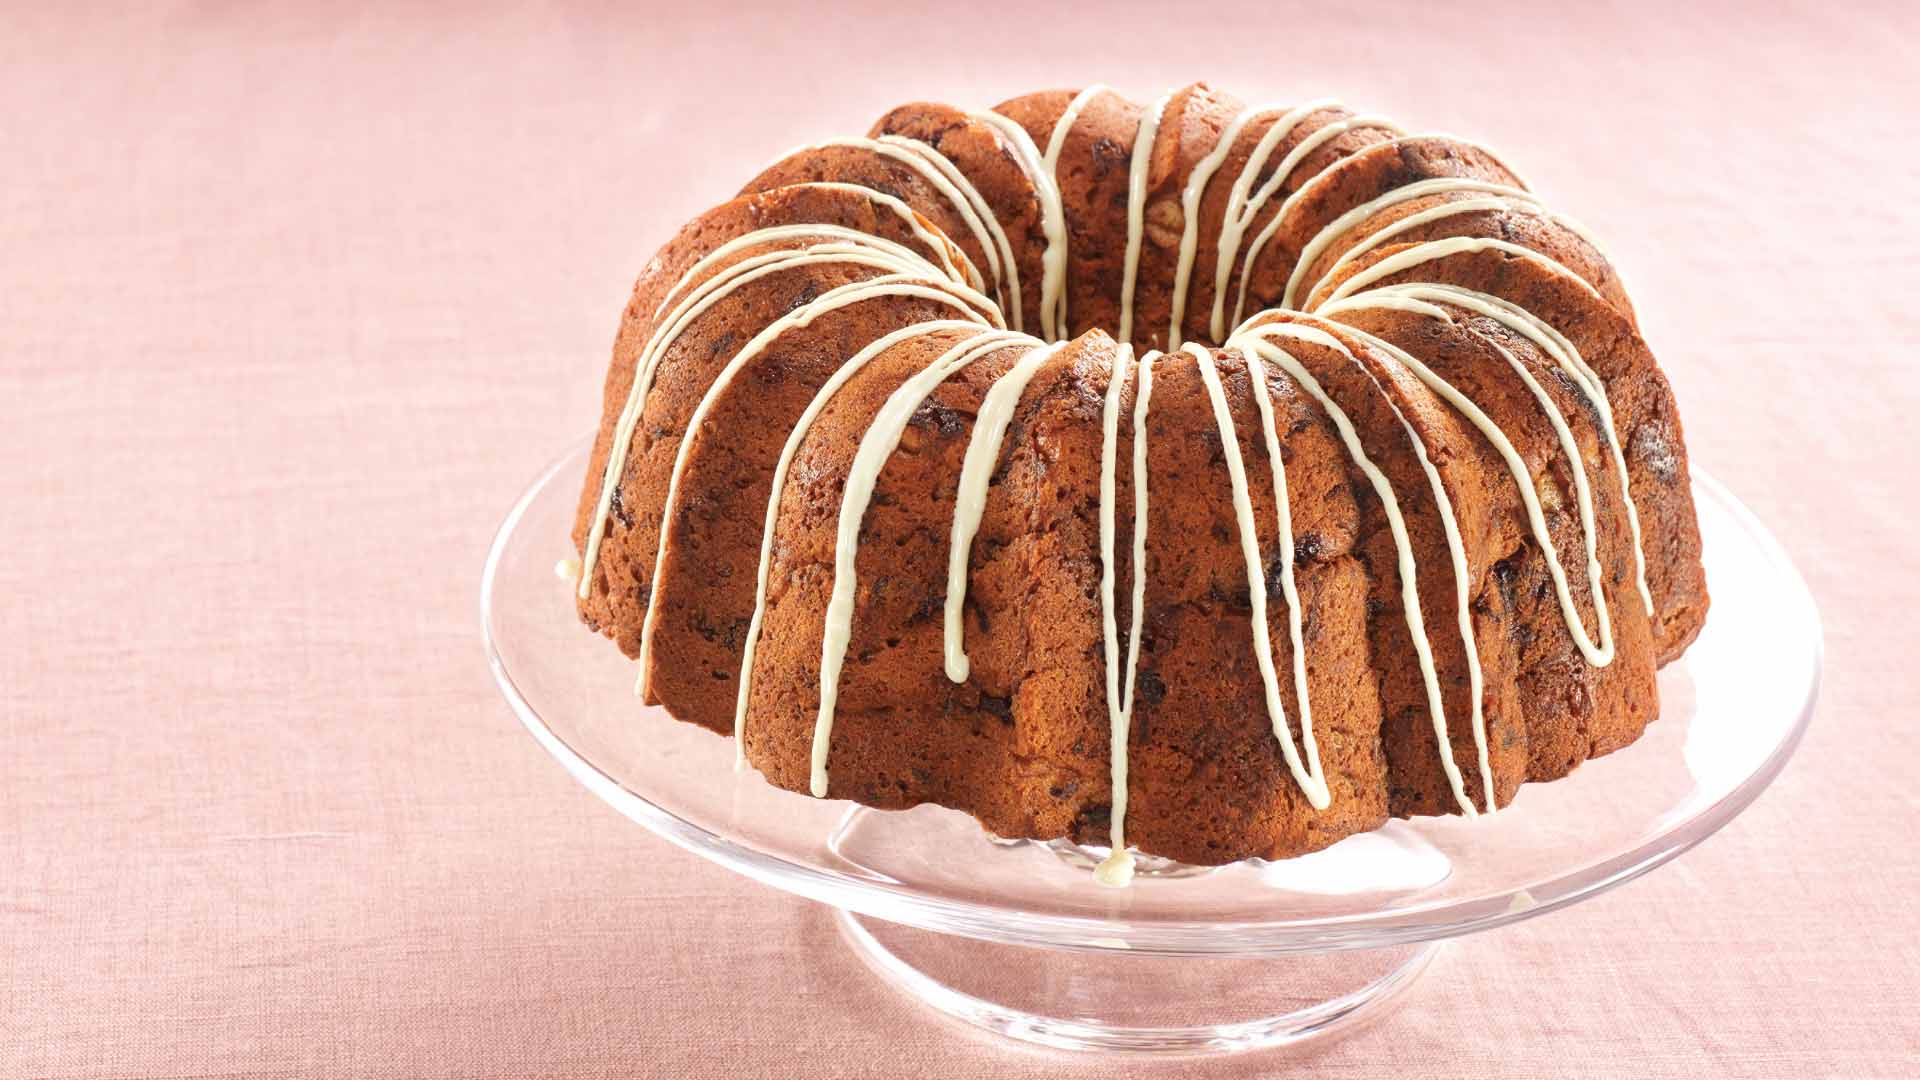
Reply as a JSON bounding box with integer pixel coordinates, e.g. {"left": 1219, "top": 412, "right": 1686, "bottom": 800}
{"left": 1116, "top": 90, "right": 1173, "bottom": 346}
{"left": 970, "top": 110, "right": 1069, "bottom": 341}
{"left": 579, "top": 234, "right": 987, "bottom": 599}
{"left": 1223, "top": 114, "right": 1405, "bottom": 335}
{"left": 801, "top": 136, "right": 1025, "bottom": 331}
{"left": 943, "top": 342, "right": 1068, "bottom": 682}
{"left": 733, "top": 320, "right": 987, "bottom": 758}
{"left": 1189, "top": 342, "right": 1330, "bottom": 807}
{"left": 1230, "top": 320, "right": 1490, "bottom": 814}
{"left": 634, "top": 276, "right": 997, "bottom": 689}
{"left": 812, "top": 331, "right": 1038, "bottom": 798}
{"left": 1093, "top": 344, "right": 1155, "bottom": 888}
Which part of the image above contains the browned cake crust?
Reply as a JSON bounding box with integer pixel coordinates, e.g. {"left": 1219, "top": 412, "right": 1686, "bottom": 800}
{"left": 568, "top": 84, "right": 1709, "bottom": 868}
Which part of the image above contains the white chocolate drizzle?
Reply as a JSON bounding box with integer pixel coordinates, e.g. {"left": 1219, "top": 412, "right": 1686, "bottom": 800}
{"left": 1039, "top": 85, "right": 1113, "bottom": 339}
{"left": 1319, "top": 287, "right": 1628, "bottom": 659}
{"left": 579, "top": 237, "right": 987, "bottom": 600}
{"left": 1222, "top": 114, "right": 1404, "bottom": 336}
{"left": 1314, "top": 235, "right": 1605, "bottom": 310}
{"left": 1116, "top": 90, "right": 1173, "bottom": 346}
{"left": 812, "top": 331, "right": 1037, "bottom": 798}
{"left": 1349, "top": 281, "right": 1653, "bottom": 613}
{"left": 1167, "top": 103, "right": 1307, "bottom": 349}
{"left": 732, "top": 320, "right": 986, "bottom": 757}
{"left": 634, "top": 276, "right": 998, "bottom": 687}
{"left": 1232, "top": 129, "right": 1522, "bottom": 329}
{"left": 1237, "top": 342, "right": 1324, "bottom": 798}
{"left": 1093, "top": 344, "right": 1154, "bottom": 888}
{"left": 1286, "top": 178, "right": 1538, "bottom": 309}
{"left": 1230, "top": 320, "right": 1489, "bottom": 814}
{"left": 1291, "top": 188, "right": 1618, "bottom": 311}
{"left": 1043, "top": 86, "right": 1111, "bottom": 170}
{"left": 971, "top": 110, "right": 1069, "bottom": 341}
{"left": 653, "top": 222, "right": 968, "bottom": 322}
{"left": 1323, "top": 322, "right": 1495, "bottom": 812}
{"left": 1189, "top": 342, "right": 1331, "bottom": 807}
{"left": 942, "top": 341, "right": 1067, "bottom": 682}
{"left": 800, "top": 136, "right": 1024, "bottom": 332}
{"left": 1199, "top": 100, "right": 1342, "bottom": 341}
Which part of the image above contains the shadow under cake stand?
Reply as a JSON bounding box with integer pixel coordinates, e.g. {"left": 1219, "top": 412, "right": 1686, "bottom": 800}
{"left": 483, "top": 437, "right": 1819, "bottom": 1056}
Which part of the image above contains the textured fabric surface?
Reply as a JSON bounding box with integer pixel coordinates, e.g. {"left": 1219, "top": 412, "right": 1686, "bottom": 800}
{"left": 4, "top": 3, "right": 1916, "bottom": 1076}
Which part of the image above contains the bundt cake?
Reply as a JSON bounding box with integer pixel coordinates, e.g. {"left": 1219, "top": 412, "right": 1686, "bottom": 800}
{"left": 564, "top": 84, "right": 1709, "bottom": 885}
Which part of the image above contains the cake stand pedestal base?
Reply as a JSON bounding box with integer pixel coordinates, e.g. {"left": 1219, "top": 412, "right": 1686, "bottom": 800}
{"left": 836, "top": 909, "right": 1439, "bottom": 1055}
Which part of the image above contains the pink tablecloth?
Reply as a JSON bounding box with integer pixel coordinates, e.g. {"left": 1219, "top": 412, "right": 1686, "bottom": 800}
{"left": 4, "top": 3, "right": 1916, "bottom": 1076}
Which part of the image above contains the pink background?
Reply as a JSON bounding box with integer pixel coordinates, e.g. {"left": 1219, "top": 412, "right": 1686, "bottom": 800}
{"left": 5, "top": 2, "right": 1916, "bottom": 1076}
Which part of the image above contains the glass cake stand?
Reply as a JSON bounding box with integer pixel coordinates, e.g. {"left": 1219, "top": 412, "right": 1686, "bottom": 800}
{"left": 481, "top": 437, "right": 1819, "bottom": 1056}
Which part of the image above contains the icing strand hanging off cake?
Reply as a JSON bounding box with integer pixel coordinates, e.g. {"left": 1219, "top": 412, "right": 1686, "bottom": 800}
{"left": 811, "top": 331, "right": 1041, "bottom": 798}
{"left": 577, "top": 231, "right": 991, "bottom": 600}
{"left": 731, "top": 319, "right": 989, "bottom": 757}
{"left": 633, "top": 276, "right": 1000, "bottom": 689}
{"left": 1228, "top": 319, "right": 1492, "bottom": 815}
{"left": 1093, "top": 343, "right": 1147, "bottom": 886}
